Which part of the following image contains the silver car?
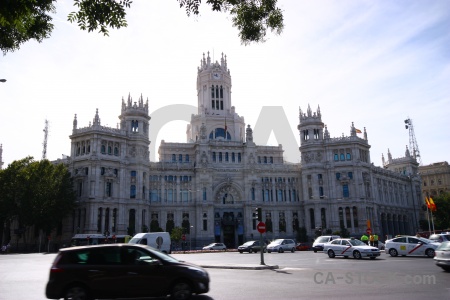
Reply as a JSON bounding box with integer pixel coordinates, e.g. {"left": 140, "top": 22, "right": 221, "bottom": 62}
{"left": 267, "top": 239, "right": 296, "bottom": 253}
{"left": 434, "top": 241, "right": 450, "bottom": 272}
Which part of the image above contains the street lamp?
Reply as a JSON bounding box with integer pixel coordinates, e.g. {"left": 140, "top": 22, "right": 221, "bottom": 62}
{"left": 190, "top": 226, "right": 194, "bottom": 251}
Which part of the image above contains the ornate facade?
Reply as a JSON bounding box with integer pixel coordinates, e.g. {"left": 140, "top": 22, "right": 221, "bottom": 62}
{"left": 62, "top": 52, "right": 423, "bottom": 248}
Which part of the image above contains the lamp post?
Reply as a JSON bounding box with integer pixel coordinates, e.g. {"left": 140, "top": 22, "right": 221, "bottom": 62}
{"left": 190, "top": 225, "right": 194, "bottom": 251}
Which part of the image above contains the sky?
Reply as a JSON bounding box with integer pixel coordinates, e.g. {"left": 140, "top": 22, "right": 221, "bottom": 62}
{"left": 1, "top": 0, "right": 449, "bottom": 168}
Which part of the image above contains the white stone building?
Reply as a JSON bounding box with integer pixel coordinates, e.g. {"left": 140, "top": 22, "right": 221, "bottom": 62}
{"left": 64, "top": 52, "right": 422, "bottom": 248}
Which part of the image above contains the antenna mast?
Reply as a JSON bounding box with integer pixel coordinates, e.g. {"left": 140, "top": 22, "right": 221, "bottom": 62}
{"left": 404, "top": 117, "right": 422, "bottom": 165}
{"left": 42, "top": 119, "right": 49, "bottom": 160}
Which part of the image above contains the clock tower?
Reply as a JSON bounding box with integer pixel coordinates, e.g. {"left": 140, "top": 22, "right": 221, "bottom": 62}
{"left": 187, "top": 51, "right": 245, "bottom": 143}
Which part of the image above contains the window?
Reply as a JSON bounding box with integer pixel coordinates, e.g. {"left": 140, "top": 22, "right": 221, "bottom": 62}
{"left": 319, "top": 186, "right": 324, "bottom": 197}
{"left": 106, "top": 182, "right": 112, "bottom": 197}
{"left": 114, "top": 147, "right": 119, "bottom": 156}
{"left": 346, "top": 153, "right": 351, "bottom": 160}
{"left": 318, "top": 174, "right": 322, "bottom": 180}
{"left": 270, "top": 157, "right": 273, "bottom": 163}
{"left": 334, "top": 153, "right": 339, "bottom": 161}
{"left": 238, "top": 153, "right": 241, "bottom": 162}
{"left": 225, "top": 152, "right": 229, "bottom": 162}
{"left": 232, "top": 152, "right": 235, "bottom": 162}
{"left": 130, "top": 185, "right": 136, "bottom": 198}
{"left": 101, "top": 145, "right": 106, "bottom": 154}
{"left": 348, "top": 172, "right": 353, "bottom": 179}
{"left": 203, "top": 188, "right": 207, "bottom": 201}
{"left": 185, "top": 154, "right": 189, "bottom": 162}
{"left": 336, "top": 173, "right": 341, "bottom": 180}
{"left": 343, "top": 184, "right": 349, "bottom": 198}
{"left": 172, "top": 154, "right": 176, "bottom": 162}
{"left": 179, "top": 154, "right": 182, "bottom": 162}
{"left": 251, "top": 188, "right": 255, "bottom": 200}
{"left": 101, "top": 167, "right": 105, "bottom": 175}
{"left": 219, "top": 152, "right": 222, "bottom": 162}
{"left": 212, "top": 152, "right": 216, "bottom": 162}
{"left": 340, "top": 153, "right": 345, "bottom": 161}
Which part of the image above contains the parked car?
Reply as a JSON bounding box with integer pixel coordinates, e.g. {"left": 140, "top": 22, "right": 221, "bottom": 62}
{"left": 202, "top": 243, "right": 227, "bottom": 251}
{"left": 323, "top": 238, "right": 380, "bottom": 259}
{"left": 434, "top": 241, "right": 450, "bottom": 272}
{"left": 385, "top": 236, "right": 440, "bottom": 258}
{"left": 428, "top": 233, "right": 450, "bottom": 243}
{"left": 312, "top": 235, "right": 340, "bottom": 252}
{"left": 267, "top": 239, "right": 296, "bottom": 253}
{"left": 238, "top": 240, "right": 266, "bottom": 253}
{"left": 45, "top": 243, "right": 209, "bottom": 300}
{"left": 295, "top": 242, "right": 311, "bottom": 251}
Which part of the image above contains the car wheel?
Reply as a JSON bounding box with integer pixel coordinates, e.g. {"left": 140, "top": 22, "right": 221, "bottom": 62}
{"left": 389, "top": 248, "right": 398, "bottom": 257}
{"left": 278, "top": 248, "right": 284, "bottom": 253}
{"left": 442, "top": 266, "right": 450, "bottom": 272}
{"left": 171, "top": 280, "right": 192, "bottom": 300}
{"left": 370, "top": 257, "right": 376, "bottom": 260}
{"left": 313, "top": 249, "right": 317, "bottom": 253}
{"left": 327, "top": 250, "right": 335, "bottom": 258}
{"left": 249, "top": 248, "right": 253, "bottom": 253}
{"left": 64, "top": 285, "right": 91, "bottom": 300}
{"left": 425, "top": 248, "right": 435, "bottom": 258}
{"left": 268, "top": 250, "right": 271, "bottom": 253}
{"left": 291, "top": 247, "right": 295, "bottom": 253}
{"left": 353, "top": 250, "right": 362, "bottom": 259}
{"left": 239, "top": 250, "right": 243, "bottom": 253}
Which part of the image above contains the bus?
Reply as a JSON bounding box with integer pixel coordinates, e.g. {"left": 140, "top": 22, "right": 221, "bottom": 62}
{"left": 70, "top": 234, "right": 132, "bottom": 246}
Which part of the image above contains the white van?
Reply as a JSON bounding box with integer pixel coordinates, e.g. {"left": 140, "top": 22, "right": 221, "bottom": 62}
{"left": 128, "top": 232, "right": 171, "bottom": 254}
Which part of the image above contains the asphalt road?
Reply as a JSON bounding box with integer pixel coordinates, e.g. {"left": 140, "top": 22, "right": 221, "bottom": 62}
{"left": 0, "top": 250, "right": 448, "bottom": 300}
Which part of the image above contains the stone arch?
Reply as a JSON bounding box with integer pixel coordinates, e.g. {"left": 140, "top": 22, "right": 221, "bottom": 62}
{"left": 214, "top": 183, "right": 243, "bottom": 204}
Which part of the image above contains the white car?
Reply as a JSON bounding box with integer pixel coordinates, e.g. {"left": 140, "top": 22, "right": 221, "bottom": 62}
{"left": 202, "top": 243, "right": 226, "bottom": 251}
{"left": 434, "top": 241, "right": 450, "bottom": 272}
{"left": 385, "top": 236, "right": 440, "bottom": 258}
{"left": 324, "top": 238, "right": 381, "bottom": 259}
{"left": 267, "top": 239, "right": 296, "bottom": 253}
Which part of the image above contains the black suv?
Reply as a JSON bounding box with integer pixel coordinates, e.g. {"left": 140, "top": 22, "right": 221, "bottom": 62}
{"left": 45, "top": 244, "right": 209, "bottom": 300}
{"left": 238, "top": 240, "right": 266, "bottom": 253}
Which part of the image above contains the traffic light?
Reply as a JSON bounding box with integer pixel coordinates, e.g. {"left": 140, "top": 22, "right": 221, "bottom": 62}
{"left": 255, "top": 207, "right": 262, "bottom": 221}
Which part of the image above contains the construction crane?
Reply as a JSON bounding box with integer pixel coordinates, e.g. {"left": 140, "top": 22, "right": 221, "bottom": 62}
{"left": 42, "top": 119, "right": 49, "bottom": 160}
{"left": 404, "top": 117, "right": 422, "bottom": 165}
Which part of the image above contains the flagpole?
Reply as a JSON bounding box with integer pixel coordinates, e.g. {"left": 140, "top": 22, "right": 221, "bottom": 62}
{"left": 427, "top": 207, "right": 431, "bottom": 232}
{"left": 431, "top": 211, "right": 435, "bottom": 234}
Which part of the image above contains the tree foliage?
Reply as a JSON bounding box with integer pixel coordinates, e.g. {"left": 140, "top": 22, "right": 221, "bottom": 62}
{"left": 0, "top": 0, "right": 55, "bottom": 54}
{"left": 431, "top": 193, "right": 450, "bottom": 230}
{"left": 0, "top": 157, "right": 76, "bottom": 235}
{"left": 1, "top": 0, "right": 284, "bottom": 54}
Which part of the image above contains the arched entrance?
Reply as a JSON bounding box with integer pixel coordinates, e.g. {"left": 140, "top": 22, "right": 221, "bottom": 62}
{"left": 213, "top": 183, "right": 244, "bottom": 248}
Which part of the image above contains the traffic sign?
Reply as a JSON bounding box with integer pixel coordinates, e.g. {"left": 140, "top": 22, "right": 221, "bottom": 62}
{"left": 366, "top": 228, "right": 372, "bottom": 235}
{"left": 257, "top": 222, "right": 266, "bottom": 233}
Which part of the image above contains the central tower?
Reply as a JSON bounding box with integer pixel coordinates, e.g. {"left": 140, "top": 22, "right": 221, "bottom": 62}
{"left": 187, "top": 51, "right": 245, "bottom": 143}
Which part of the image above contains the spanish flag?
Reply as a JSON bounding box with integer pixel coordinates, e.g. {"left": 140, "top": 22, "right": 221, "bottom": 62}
{"left": 429, "top": 196, "right": 437, "bottom": 212}
{"left": 425, "top": 197, "right": 431, "bottom": 210}
{"left": 356, "top": 129, "right": 362, "bottom": 134}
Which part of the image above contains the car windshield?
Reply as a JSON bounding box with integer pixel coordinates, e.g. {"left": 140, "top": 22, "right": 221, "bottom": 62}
{"left": 242, "top": 241, "right": 254, "bottom": 246}
{"left": 315, "top": 237, "right": 329, "bottom": 243}
{"left": 271, "top": 239, "right": 283, "bottom": 245}
{"left": 349, "top": 239, "right": 365, "bottom": 246}
{"left": 437, "top": 241, "right": 450, "bottom": 250}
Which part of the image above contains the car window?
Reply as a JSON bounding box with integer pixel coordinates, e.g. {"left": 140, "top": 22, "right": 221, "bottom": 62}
{"left": 342, "top": 240, "right": 349, "bottom": 246}
{"left": 331, "top": 240, "right": 340, "bottom": 245}
{"left": 87, "top": 247, "right": 121, "bottom": 265}
{"left": 392, "top": 237, "right": 407, "bottom": 243}
{"left": 124, "top": 248, "right": 157, "bottom": 265}
{"left": 60, "top": 250, "right": 90, "bottom": 265}
{"left": 408, "top": 237, "right": 421, "bottom": 244}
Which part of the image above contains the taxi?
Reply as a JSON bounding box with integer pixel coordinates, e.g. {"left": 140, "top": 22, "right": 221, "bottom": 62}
{"left": 323, "top": 238, "right": 380, "bottom": 259}
{"left": 385, "top": 235, "right": 440, "bottom": 258}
